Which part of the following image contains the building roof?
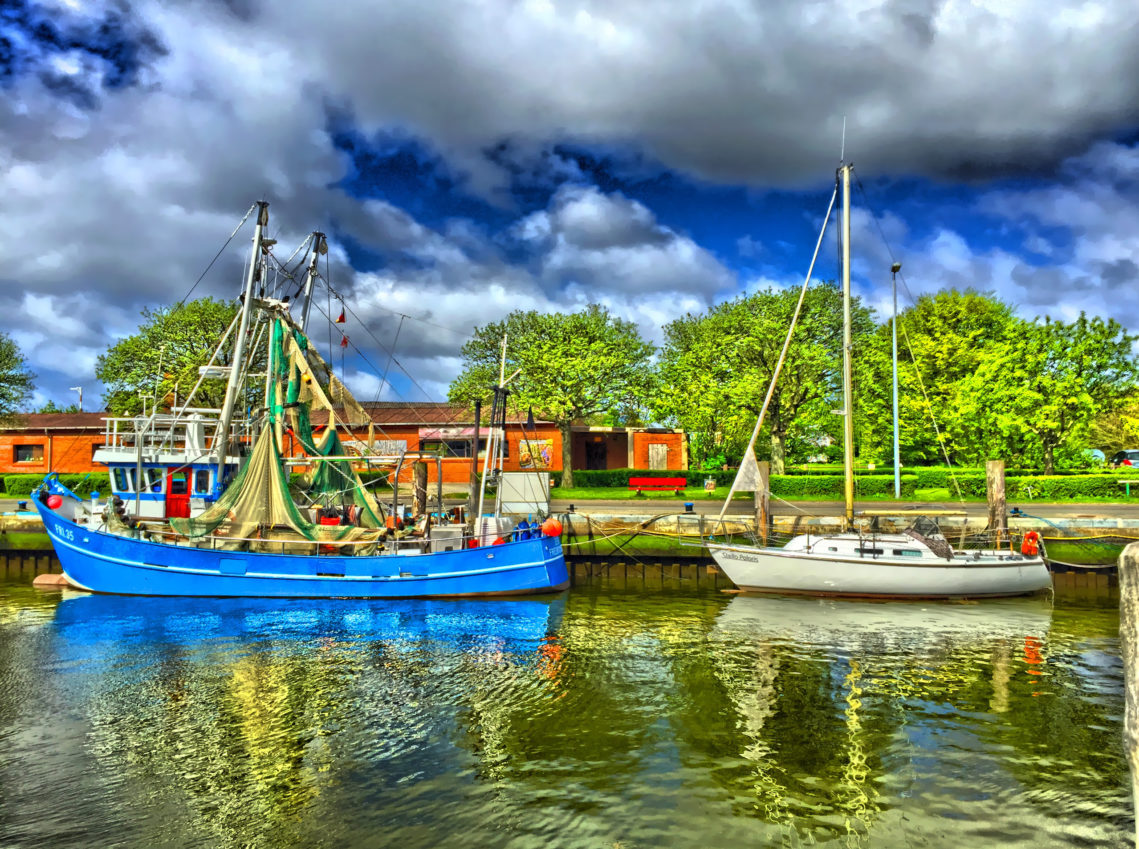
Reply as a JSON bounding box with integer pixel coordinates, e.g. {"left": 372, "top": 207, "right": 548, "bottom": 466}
{"left": 1, "top": 412, "right": 108, "bottom": 431}
{"left": 313, "top": 401, "right": 555, "bottom": 427}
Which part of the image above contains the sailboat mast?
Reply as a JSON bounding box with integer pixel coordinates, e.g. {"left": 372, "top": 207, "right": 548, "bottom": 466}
{"left": 840, "top": 165, "right": 855, "bottom": 529}
{"left": 216, "top": 200, "right": 268, "bottom": 483}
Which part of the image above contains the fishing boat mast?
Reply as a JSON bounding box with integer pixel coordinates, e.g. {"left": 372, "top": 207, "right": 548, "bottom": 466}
{"left": 216, "top": 200, "right": 268, "bottom": 482}
{"left": 299, "top": 231, "right": 326, "bottom": 334}
{"left": 840, "top": 164, "right": 855, "bottom": 530}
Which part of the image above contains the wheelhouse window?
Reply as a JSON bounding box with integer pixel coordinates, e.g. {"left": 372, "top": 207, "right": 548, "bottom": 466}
{"left": 144, "top": 469, "right": 164, "bottom": 493}
{"left": 14, "top": 444, "right": 43, "bottom": 463}
{"left": 112, "top": 468, "right": 132, "bottom": 493}
{"left": 194, "top": 469, "right": 211, "bottom": 495}
{"left": 170, "top": 472, "right": 188, "bottom": 495}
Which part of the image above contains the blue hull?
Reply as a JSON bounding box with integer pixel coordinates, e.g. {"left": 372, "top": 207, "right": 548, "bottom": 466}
{"left": 36, "top": 501, "right": 569, "bottom": 599}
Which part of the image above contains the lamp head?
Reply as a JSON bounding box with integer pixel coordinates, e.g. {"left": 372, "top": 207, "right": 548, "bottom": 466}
{"left": 891, "top": 262, "right": 902, "bottom": 273}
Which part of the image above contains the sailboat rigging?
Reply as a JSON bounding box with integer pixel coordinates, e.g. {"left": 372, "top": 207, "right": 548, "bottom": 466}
{"left": 708, "top": 163, "right": 1051, "bottom": 599}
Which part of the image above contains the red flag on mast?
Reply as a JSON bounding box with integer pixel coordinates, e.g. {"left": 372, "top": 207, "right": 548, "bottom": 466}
{"left": 336, "top": 308, "right": 346, "bottom": 323}
{"left": 340, "top": 334, "right": 349, "bottom": 349}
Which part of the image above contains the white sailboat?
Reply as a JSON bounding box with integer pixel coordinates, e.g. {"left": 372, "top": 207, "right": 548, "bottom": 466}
{"left": 707, "top": 163, "right": 1052, "bottom": 599}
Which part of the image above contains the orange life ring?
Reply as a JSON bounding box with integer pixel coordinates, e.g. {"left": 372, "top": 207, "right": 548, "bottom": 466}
{"left": 1020, "top": 530, "right": 1040, "bottom": 556}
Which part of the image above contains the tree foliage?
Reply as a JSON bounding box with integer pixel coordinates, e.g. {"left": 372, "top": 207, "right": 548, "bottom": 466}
{"left": 655, "top": 284, "right": 874, "bottom": 472}
{"left": 96, "top": 298, "right": 242, "bottom": 415}
{"left": 959, "top": 314, "right": 1139, "bottom": 473}
{"left": 448, "top": 305, "right": 654, "bottom": 487}
{"left": 0, "top": 331, "right": 36, "bottom": 422}
{"left": 856, "top": 289, "right": 1018, "bottom": 466}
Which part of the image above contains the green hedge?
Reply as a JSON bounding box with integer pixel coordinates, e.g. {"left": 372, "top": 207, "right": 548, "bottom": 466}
{"left": 550, "top": 469, "right": 918, "bottom": 496}
{"left": 552, "top": 468, "right": 736, "bottom": 488}
{"left": 4, "top": 473, "right": 111, "bottom": 497}
{"left": 955, "top": 474, "right": 1128, "bottom": 499}
{"left": 770, "top": 474, "right": 918, "bottom": 497}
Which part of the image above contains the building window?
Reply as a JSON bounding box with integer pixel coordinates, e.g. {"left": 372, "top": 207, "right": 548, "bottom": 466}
{"left": 420, "top": 438, "right": 492, "bottom": 458}
{"left": 14, "top": 444, "right": 44, "bottom": 463}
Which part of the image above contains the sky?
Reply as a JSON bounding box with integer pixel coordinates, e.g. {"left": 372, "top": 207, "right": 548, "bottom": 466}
{"left": 2, "top": 0, "right": 1138, "bottom": 410}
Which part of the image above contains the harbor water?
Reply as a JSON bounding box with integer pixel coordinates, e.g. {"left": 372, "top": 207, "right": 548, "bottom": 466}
{"left": 0, "top": 574, "right": 1129, "bottom": 847}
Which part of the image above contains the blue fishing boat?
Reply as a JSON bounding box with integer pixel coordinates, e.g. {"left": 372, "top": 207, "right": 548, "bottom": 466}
{"left": 33, "top": 202, "right": 568, "bottom": 598}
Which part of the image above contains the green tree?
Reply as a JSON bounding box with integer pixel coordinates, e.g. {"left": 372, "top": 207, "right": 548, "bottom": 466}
{"left": 0, "top": 331, "right": 36, "bottom": 423}
{"left": 37, "top": 400, "right": 81, "bottom": 413}
{"left": 656, "top": 284, "right": 874, "bottom": 473}
{"left": 855, "top": 289, "right": 1018, "bottom": 466}
{"left": 449, "top": 305, "right": 654, "bottom": 487}
{"left": 96, "top": 298, "right": 240, "bottom": 415}
{"left": 961, "top": 313, "right": 1139, "bottom": 473}
{"left": 1088, "top": 396, "right": 1139, "bottom": 455}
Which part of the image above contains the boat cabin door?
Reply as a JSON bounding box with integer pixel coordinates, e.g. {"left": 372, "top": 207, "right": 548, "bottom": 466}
{"left": 165, "top": 469, "right": 191, "bottom": 519}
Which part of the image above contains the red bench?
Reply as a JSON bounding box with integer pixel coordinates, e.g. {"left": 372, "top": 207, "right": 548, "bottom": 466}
{"left": 628, "top": 476, "right": 687, "bottom": 495}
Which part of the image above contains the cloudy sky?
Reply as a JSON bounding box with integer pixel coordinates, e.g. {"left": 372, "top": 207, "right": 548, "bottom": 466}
{"left": 2, "top": 0, "right": 1137, "bottom": 409}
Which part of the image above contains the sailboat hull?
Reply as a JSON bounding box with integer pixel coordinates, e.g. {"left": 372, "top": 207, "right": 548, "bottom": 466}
{"left": 709, "top": 544, "right": 1052, "bottom": 599}
{"left": 36, "top": 501, "right": 568, "bottom": 599}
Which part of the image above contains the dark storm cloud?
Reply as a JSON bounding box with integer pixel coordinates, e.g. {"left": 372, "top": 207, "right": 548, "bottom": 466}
{"left": 3, "top": 0, "right": 1139, "bottom": 405}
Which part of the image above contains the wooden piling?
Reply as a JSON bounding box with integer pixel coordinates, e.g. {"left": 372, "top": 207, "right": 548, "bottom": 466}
{"left": 413, "top": 461, "right": 428, "bottom": 518}
{"left": 986, "top": 459, "right": 1007, "bottom": 545}
{"left": 755, "top": 460, "right": 771, "bottom": 545}
{"left": 1119, "top": 542, "right": 1139, "bottom": 848}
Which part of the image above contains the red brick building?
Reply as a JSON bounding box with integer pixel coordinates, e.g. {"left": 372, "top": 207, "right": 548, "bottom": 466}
{"left": 1, "top": 404, "right": 686, "bottom": 485}
{"left": 0, "top": 413, "right": 108, "bottom": 476}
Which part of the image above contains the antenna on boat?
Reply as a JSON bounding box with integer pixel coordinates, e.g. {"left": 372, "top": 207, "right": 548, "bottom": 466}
{"left": 216, "top": 201, "right": 269, "bottom": 484}
{"left": 840, "top": 115, "right": 846, "bottom": 163}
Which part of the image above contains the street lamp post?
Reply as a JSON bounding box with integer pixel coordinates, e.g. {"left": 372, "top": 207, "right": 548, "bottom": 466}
{"left": 891, "top": 261, "right": 902, "bottom": 498}
{"left": 69, "top": 386, "right": 83, "bottom": 412}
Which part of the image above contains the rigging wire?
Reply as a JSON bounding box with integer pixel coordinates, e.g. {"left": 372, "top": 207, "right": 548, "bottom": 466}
{"left": 175, "top": 203, "right": 257, "bottom": 309}
{"left": 850, "top": 169, "right": 966, "bottom": 503}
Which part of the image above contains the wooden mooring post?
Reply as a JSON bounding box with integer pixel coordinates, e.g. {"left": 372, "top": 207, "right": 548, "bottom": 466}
{"left": 1120, "top": 542, "right": 1139, "bottom": 847}
{"left": 413, "top": 461, "right": 428, "bottom": 518}
{"left": 986, "top": 459, "right": 1007, "bottom": 545}
{"left": 755, "top": 460, "right": 771, "bottom": 545}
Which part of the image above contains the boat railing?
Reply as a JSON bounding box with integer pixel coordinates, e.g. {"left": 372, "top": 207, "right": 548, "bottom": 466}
{"left": 128, "top": 520, "right": 533, "bottom": 556}
{"left": 100, "top": 412, "right": 254, "bottom": 458}
{"left": 689, "top": 513, "right": 1035, "bottom": 553}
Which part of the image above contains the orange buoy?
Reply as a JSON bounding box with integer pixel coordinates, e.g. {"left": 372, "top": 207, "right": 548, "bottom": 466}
{"left": 541, "top": 517, "right": 563, "bottom": 537}
{"left": 1021, "top": 530, "right": 1041, "bottom": 556}
{"left": 45, "top": 494, "right": 63, "bottom": 509}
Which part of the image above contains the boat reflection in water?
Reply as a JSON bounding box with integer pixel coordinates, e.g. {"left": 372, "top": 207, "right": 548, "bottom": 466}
{"left": 43, "top": 592, "right": 567, "bottom": 849}
{"left": 52, "top": 590, "right": 566, "bottom": 649}
{"left": 708, "top": 595, "right": 1059, "bottom": 843}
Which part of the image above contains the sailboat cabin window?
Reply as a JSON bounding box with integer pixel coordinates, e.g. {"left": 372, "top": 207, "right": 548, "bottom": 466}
{"left": 857, "top": 547, "right": 884, "bottom": 556}
{"left": 14, "top": 444, "right": 43, "bottom": 463}
{"left": 194, "top": 470, "right": 211, "bottom": 494}
{"left": 892, "top": 548, "right": 923, "bottom": 557}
